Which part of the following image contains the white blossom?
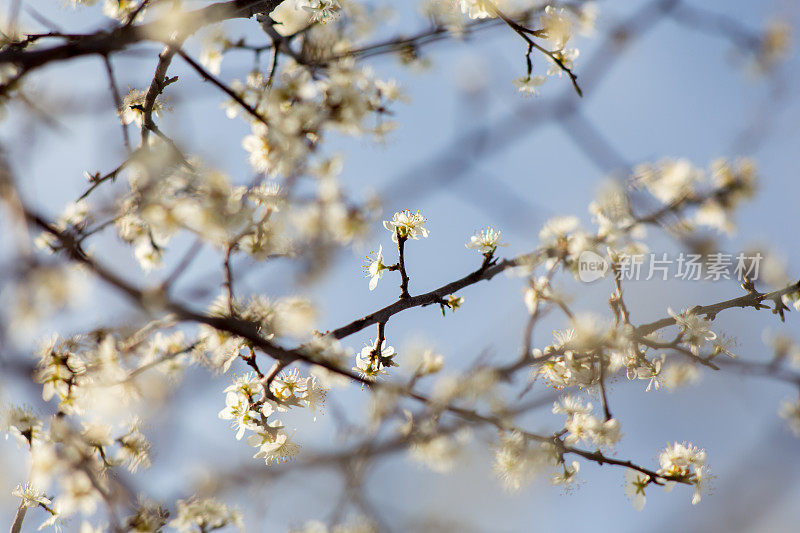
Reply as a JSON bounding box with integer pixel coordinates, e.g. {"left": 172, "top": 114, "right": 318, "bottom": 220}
{"left": 634, "top": 159, "right": 704, "bottom": 204}
{"left": 668, "top": 308, "right": 717, "bottom": 355}
{"left": 465, "top": 227, "right": 507, "bottom": 255}
{"left": 218, "top": 392, "right": 259, "bottom": 440}
{"left": 383, "top": 210, "right": 429, "bottom": 242}
{"left": 303, "top": 0, "right": 341, "bottom": 23}
{"left": 11, "top": 482, "right": 51, "bottom": 508}
{"left": 409, "top": 430, "right": 469, "bottom": 473}
{"left": 540, "top": 6, "right": 573, "bottom": 49}
{"left": 492, "top": 432, "right": 547, "bottom": 491}
{"left": 169, "top": 498, "right": 243, "bottom": 532}
{"left": 624, "top": 469, "right": 649, "bottom": 511}
{"left": 118, "top": 88, "right": 167, "bottom": 127}
{"left": 657, "top": 442, "right": 712, "bottom": 503}
{"left": 550, "top": 460, "right": 580, "bottom": 490}
{"left": 458, "top": 0, "right": 493, "bottom": 20}
{"left": 103, "top": 0, "right": 139, "bottom": 21}
{"left": 252, "top": 430, "right": 301, "bottom": 465}
{"left": 513, "top": 75, "right": 546, "bottom": 97}
{"left": 363, "top": 245, "right": 387, "bottom": 290}
{"left": 552, "top": 395, "right": 593, "bottom": 418}
{"left": 547, "top": 48, "right": 579, "bottom": 77}
{"left": 353, "top": 340, "right": 395, "bottom": 381}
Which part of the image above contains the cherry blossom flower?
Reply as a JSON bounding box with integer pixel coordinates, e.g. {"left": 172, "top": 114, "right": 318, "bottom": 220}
{"left": 540, "top": 6, "right": 574, "bottom": 49}
{"left": 383, "top": 210, "right": 429, "bottom": 242}
{"left": 363, "top": 245, "right": 387, "bottom": 290}
{"left": 252, "top": 430, "right": 301, "bottom": 465}
{"left": 11, "top": 483, "right": 51, "bottom": 508}
{"left": 551, "top": 460, "right": 580, "bottom": 490}
{"left": 218, "top": 392, "right": 259, "bottom": 440}
{"left": 465, "top": 227, "right": 507, "bottom": 255}
{"left": 513, "top": 75, "right": 546, "bottom": 97}
{"left": 624, "top": 470, "right": 650, "bottom": 511}
{"left": 459, "top": 0, "right": 493, "bottom": 20}
{"left": 353, "top": 340, "right": 395, "bottom": 381}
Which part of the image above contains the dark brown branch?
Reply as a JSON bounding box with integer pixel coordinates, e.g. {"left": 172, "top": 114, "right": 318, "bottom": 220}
{"left": 175, "top": 48, "right": 271, "bottom": 128}
{"left": 329, "top": 255, "right": 526, "bottom": 340}
{"left": 140, "top": 39, "right": 182, "bottom": 144}
{"left": 77, "top": 159, "right": 131, "bottom": 201}
{"left": 0, "top": 0, "right": 286, "bottom": 72}
{"left": 597, "top": 355, "right": 612, "bottom": 421}
{"left": 634, "top": 281, "right": 800, "bottom": 338}
{"left": 487, "top": 0, "right": 582, "bottom": 97}
{"left": 381, "top": 0, "right": 683, "bottom": 205}
{"left": 101, "top": 54, "right": 131, "bottom": 152}
{"left": 396, "top": 233, "right": 410, "bottom": 299}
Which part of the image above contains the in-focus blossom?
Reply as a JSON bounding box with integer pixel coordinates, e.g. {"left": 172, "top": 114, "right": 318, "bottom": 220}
{"left": 656, "top": 441, "right": 711, "bottom": 504}
{"left": 252, "top": 430, "right": 301, "bottom": 465}
{"left": 303, "top": 0, "right": 341, "bottom": 23}
{"left": 630, "top": 355, "right": 665, "bottom": 392}
{"left": 353, "top": 340, "right": 395, "bottom": 381}
{"left": 465, "top": 227, "right": 507, "bottom": 255}
{"left": 363, "top": 245, "right": 388, "bottom": 290}
{"left": 218, "top": 392, "right": 259, "bottom": 440}
{"left": 383, "top": 210, "right": 429, "bottom": 242}
{"left": 658, "top": 441, "right": 706, "bottom": 477}
{"left": 11, "top": 483, "right": 51, "bottom": 508}
{"left": 668, "top": 308, "right": 717, "bottom": 355}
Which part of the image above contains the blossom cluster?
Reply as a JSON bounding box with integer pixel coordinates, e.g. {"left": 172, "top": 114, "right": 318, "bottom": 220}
{"left": 235, "top": 61, "right": 403, "bottom": 177}
{"left": 3, "top": 405, "right": 153, "bottom": 530}
{"left": 218, "top": 369, "right": 327, "bottom": 465}
{"left": 554, "top": 395, "right": 622, "bottom": 450}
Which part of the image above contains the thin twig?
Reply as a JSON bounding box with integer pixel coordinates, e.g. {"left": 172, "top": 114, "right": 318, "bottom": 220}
{"left": 101, "top": 54, "right": 131, "bottom": 152}
{"left": 396, "top": 232, "right": 410, "bottom": 299}
{"left": 176, "top": 48, "right": 271, "bottom": 129}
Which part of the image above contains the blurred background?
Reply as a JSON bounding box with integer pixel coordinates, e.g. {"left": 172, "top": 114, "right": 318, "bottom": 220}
{"left": 2, "top": 0, "right": 800, "bottom": 531}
